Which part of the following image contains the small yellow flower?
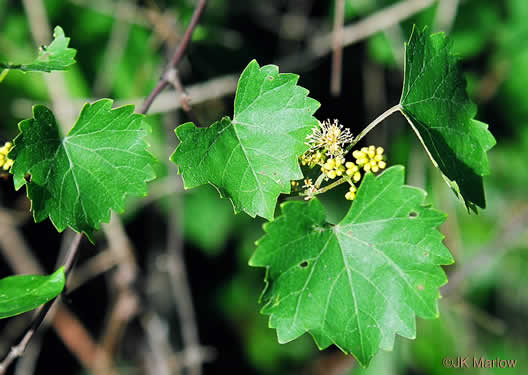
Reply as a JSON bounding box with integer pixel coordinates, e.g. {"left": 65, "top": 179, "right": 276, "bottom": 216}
{"left": 344, "top": 161, "right": 361, "bottom": 183}
{"left": 320, "top": 156, "right": 345, "bottom": 179}
{"left": 345, "top": 161, "right": 358, "bottom": 174}
{"left": 302, "top": 178, "right": 317, "bottom": 200}
{"left": 353, "top": 145, "right": 386, "bottom": 173}
{"left": 302, "top": 178, "right": 315, "bottom": 191}
{"left": 290, "top": 180, "right": 300, "bottom": 192}
{"left": 0, "top": 142, "right": 13, "bottom": 171}
{"left": 345, "top": 185, "right": 357, "bottom": 201}
{"left": 301, "top": 150, "right": 325, "bottom": 168}
{"left": 324, "top": 158, "right": 336, "bottom": 170}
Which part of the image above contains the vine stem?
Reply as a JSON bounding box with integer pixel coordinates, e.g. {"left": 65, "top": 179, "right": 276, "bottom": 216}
{"left": 345, "top": 103, "right": 401, "bottom": 153}
{"left": 316, "top": 174, "right": 353, "bottom": 195}
{"left": 0, "top": 233, "right": 83, "bottom": 375}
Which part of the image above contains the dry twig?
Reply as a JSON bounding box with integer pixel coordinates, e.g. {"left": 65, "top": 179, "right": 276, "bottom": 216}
{"left": 330, "top": 0, "right": 345, "bottom": 96}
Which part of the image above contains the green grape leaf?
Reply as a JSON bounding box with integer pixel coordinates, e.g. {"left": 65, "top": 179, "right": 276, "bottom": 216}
{"left": 9, "top": 99, "right": 157, "bottom": 241}
{"left": 0, "top": 26, "right": 76, "bottom": 72}
{"left": 171, "top": 59, "right": 320, "bottom": 220}
{"left": 0, "top": 267, "right": 65, "bottom": 319}
{"left": 250, "top": 166, "right": 454, "bottom": 366}
{"left": 399, "top": 27, "right": 495, "bottom": 212}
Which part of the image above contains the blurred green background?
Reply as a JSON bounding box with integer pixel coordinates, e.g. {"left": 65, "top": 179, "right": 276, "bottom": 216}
{"left": 0, "top": 0, "right": 527, "bottom": 374}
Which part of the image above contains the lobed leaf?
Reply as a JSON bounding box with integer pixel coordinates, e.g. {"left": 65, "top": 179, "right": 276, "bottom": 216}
{"left": 250, "top": 166, "right": 454, "bottom": 366}
{"left": 0, "top": 26, "right": 76, "bottom": 72}
{"left": 399, "top": 27, "right": 496, "bottom": 212}
{"left": 0, "top": 267, "right": 65, "bottom": 319}
{"left": 171, "top": 60, "right": 320, "bottom": 220}
{"left": 9, "top": 99, "right": 157, "bottom": 241}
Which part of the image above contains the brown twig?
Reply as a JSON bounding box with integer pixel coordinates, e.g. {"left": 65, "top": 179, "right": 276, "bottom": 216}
{"left": 330, "top": 0, "right": 345, "bottom": 96}
{"left": 1, "top": 0, "right": 156, "bottom": 373}
{"left": 94, "top": 214, "right": 141, "bottom": 373}
{"left": 279, "top": 0, "right": 436, "bottom": 71}
{"left": 0, "top": 211, "right": 43, "bottom": 274}
{"left": 163, "top": 108, "right": 203, "bottom": 374}
{"left": 165, "top": 68, "right": 202, "bottom": 126}
{"left": 67, "top": 249, "right": 118, "bottom": 292}
{"left": 1, "top": 0, "right": 208, "bottom": 373}
{"left": 433, "top": 0, "right": 460, "bottom": 32}
{"left": 0, "top": 209, "right": 110, "bottom": 373}
{"left": 140, "top": 313, "right": 173, "bottom": 375}
{"left": 139, "top": 0, "right": 208, "bottom": 114}
{"left": 141, "top": 2, "right": 208, "bottom": 374}
{"left": 3, "top": 10, "right": 95, "bottom": 366}
{"left": 12, "top": 74, "right": 238, "bottom": 118}
{"left": 0, "top": 233, "right": 83, "bottom": 375}
{"left": 311, "top": 0, "right": 436, "bottom": 57}
{"left": 3, "top": 0, "right": 128, "bottom": 370}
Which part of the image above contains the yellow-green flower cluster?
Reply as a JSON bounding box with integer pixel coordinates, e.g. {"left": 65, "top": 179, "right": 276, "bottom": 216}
{"left": 345, "top": 161, "right": 361, "bottom": 183}
{"left": 300, "top": 150, "right": 325, "bottom": 168}
{"left": 345, "top": 184, "right": 357, "bottom": 201}
{"left": 353, "top": 146, "right": 386, "bottom": 173}
{"left": 344, "top": 146, "right": 387, "bottom": 201}
{"left": 320, "top": 156, "right": 345, "bottom": 179}
{"left": 299, "top": 119, "right": 388, "bottom": 202}
{"left": 0, "top": 142, "right": 13, "bottom": 171}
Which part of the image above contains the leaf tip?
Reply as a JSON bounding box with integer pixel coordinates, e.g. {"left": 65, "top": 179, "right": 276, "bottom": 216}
{"left": 52, "top": 25, "right": 66, "bottom": 38}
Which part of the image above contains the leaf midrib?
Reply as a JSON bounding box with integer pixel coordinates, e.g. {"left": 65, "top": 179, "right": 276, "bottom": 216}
{"left": 335, "top": 227, "right": 435, "bottom": 316}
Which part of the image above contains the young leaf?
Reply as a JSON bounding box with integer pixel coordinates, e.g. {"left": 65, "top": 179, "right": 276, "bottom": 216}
{"left": 9, "top": 99, "right": 157, "bottom": 241}
{"left": 0, "top": 26, "right": 76, "bottom": 72}
{"left": 250, "top": 166, "right": 454, "bottom": 366}
{"left": 171, "top": 60, "right": 320, "bottom": 220}
{"left": 0, "top": 267, "right": 65, "bottom": 319}
{"left": 399, "top": 27, "right": 495, "bottom": 212}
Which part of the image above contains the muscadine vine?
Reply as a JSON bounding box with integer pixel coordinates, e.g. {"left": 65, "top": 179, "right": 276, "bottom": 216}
{"left": 172, "top": 25, "right": 495, "bottom": 366}
{"left": 0, "top": 23, "right": 496, "bottom": 369}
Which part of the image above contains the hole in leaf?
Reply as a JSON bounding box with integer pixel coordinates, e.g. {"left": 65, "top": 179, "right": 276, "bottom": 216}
{"left": 24, "top": 173, "right": 32, "bottom": 183}
{"left": 312, "top": 225, "right": 325, "bottom": 233}
{"left": 300, "top": 261, "right": 309, "bottom": 268}
{"left": 409, "top": 211, "right": 418, "bottom": 218}
{"left": 268, "top": 75, "right": 274, "bottom": 81}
